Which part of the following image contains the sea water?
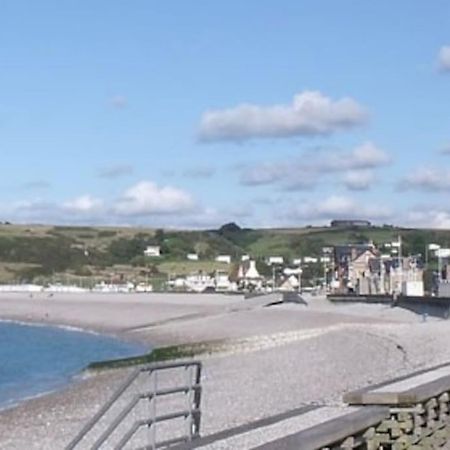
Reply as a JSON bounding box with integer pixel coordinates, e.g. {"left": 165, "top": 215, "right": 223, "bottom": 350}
{"left": 0, "top": 321, "right": 147, "bottom": 410}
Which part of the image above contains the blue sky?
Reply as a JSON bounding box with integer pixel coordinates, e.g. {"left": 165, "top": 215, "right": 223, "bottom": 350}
{"left": 1, "top": 0, "right": 450, "bottom": 228}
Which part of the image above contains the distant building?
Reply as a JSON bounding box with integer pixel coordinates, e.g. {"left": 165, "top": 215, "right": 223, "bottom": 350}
{"left": 185, "top": 273, "right": 215, "bottom": 292}
{"left": 135, "top": 283, "right": 153, "bottom": 293}
{"left": 215, "top": 255, "right": 231, "bottom": 264}
{"left": 330, "top": 219, "right": 371, "bottom": 228}
{"left": 237, "top": 260, "right": 264, "bottom": 291}
{"left": 144, "top": 245, "right": 161, "bottom": 257}
{"left": 332, "top": 243, "right": 424, "bottom": 296}
{"left": 215, "top": 271, "right": 232, "bottom": 292}
{"left": 303, "top": 256, "right": 318, "bottom": 264}
{"left": 266, "top": 256, "right": 284, "bottom": 265}
{"left": 187, "top": 253, "right": 199, "bottom": 261}
{"left": 333, "top": 243, "right": 378, "bottom": 294}
{"left": 279, "top": 275, "right": 300, "bottom": 292}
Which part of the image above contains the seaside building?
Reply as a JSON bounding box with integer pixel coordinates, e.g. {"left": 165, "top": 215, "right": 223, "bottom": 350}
{"left": 185, "top": 273, "right": 215, "bottom": 292}
{"left": 279, "top": 275, "right": 300, "bottom": 291}
{"left": 303, "top": 256, "right": 318, "bottom": 264}
{"left": 215, "top": 271, "right": 233, "bottom": 292}
{"left": 237, "top": 260, "right": 264, "bottom": 291}
{"left": 143, "top": 246, "right": 161, "bottom": 257}
{"left": 331, "top": 243, "right": 424, "bottom": 296}
{"left": 266, "top": 256, "right": 284, "bottom": 265}
{"left": 215, "top": 255, "right": 231, "bottom": 264}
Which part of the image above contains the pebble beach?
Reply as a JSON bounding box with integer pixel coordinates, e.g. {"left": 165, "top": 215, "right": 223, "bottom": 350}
{"left": 1, "top": 292, "right": 450, "bottom": 449}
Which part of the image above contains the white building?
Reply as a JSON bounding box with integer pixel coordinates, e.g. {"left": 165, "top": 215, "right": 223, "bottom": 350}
{"left": 135, "top": 283, "right": 153, "bottom": 293}
{"left": 279, "top": 275, "right": 300, "bottom": 291}
{"left": 144, "top": 245, "right": 161, "bottom": 257}
{"left": 241, "top": 254, "right": 250, "bottom": 262}
{"left": 238, "top": 260, "right": 264, "bottom": 291}
{"left": 185, "top": 273, "right": 215, "bottom": 292}
{"left": 293, "top": 258, "right": 302, "bottom": 266}
{"left": 266, "top": 256, "right": 284, "bottom": 265}
{"left": 303, "top": 256, "right": 318, "bottom": 264}
{"left": 245, "top": 260, "right": 261, "bottom": 279}
{"left": 187, "top": 253, "right": 199, "bottom": 261}
{"left": 215, "top": 255, "right": 231, "bottom": 264}
{"left": 215, "top": 271, "right": 231, "bottom": 291}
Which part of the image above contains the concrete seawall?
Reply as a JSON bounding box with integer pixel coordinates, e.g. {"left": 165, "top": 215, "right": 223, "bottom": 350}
{"left": 328, "top": 294, "right": 450, "bottom": 319}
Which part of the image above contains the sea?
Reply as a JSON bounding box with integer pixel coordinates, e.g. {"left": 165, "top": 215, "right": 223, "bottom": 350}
{"left": 0, "top": 321, "right": 147, "bottom": 410}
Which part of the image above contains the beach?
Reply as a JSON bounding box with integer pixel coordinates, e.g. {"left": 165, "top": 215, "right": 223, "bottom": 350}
{"left": 1, "top": 292, "right": 450, "bottom": 449}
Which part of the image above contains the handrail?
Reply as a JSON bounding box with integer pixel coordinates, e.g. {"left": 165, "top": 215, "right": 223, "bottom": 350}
{"left": 66, "top": 360, "right": 202, "bottom": 450}
{"left": 114, "top": 409, "right": 201, "bottom": 450}
{"left": 66, "top": 368, "right": 142, "bottom": 450}
{"left": 91, "top": 384, "right": 202, "bottom": 450}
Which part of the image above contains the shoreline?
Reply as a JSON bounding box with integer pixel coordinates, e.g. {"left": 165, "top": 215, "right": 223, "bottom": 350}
{"left": 0, "top": 317, "right": 150, "bottom": 415}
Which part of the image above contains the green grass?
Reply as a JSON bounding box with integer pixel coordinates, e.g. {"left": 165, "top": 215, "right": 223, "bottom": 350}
{"left": 158, "top": 260, "right": 231, "bottom": 276}
{"left": 0, "top": 222, "right": 449, "bottom": 284}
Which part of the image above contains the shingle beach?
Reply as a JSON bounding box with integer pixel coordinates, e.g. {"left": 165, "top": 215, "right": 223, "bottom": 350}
{"left": 1, "top": 292, "right": 450, "bottom": 449}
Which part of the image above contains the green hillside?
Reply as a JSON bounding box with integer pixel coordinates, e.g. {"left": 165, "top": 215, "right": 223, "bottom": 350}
{"left": 0, "top": 222, "right": 447, "bottom": 286}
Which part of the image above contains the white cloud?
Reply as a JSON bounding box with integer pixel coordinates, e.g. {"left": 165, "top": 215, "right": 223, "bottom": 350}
{"left": 438, "top": 46, "right": 450, "bottom": 72}
{"left": 114, "top": 181, "right": 195, "bottom": 216}
{"left": 282, "top": 194, "right": 392, "bottom": 223}
{"left": 405, "top": 208, "right": 450, "bottom": 229}
{"left": 238, "top": 142, "right": 389, "bottom": 190}
{"left": 311, "top": 195, "right": 357, "bottom": 217}
{"left": 198, "top": 91, "right": 367, "bottom": 142}
{"left": 348, "top": 142, "right": 391, "bottom": 168}
{"left": 3, "top": 181, "right": 199, "bottom": 225}
{"left": 398, "top": 167, "right": 450, "bottom": 191}
{"left": 342, "top": 170, "right": 375, "bottom": 191}
{"left": 5, "top": 198, "right": 106, "bottom": 225}
{"left": 63, "top": 195, "right": 104, "bottom": 213}
{"left": 240, "top": 163, "right": 289, "bottom": 186}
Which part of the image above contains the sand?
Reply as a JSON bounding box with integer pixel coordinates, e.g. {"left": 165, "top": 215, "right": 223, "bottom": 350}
{"left": 0, "top": 292, "right": 449, "bottom": 449}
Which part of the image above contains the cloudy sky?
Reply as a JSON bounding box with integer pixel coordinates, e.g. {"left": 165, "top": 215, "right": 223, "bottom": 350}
{"left": 1, "top": 1, "right": 450, "bottom": 228}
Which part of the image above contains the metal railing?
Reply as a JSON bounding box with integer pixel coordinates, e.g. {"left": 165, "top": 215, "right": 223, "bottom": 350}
{"left": 66, "top": 360, "right": 202, "bottom": 450}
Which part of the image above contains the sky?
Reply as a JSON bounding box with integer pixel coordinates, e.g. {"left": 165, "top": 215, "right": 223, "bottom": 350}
{"left": 1, "top": 0, "right": 450, "bottom": 229}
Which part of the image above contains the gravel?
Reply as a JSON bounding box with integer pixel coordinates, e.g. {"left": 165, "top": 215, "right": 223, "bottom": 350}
{"left": 1, "top": 292, "right": 450, "bottom": 449}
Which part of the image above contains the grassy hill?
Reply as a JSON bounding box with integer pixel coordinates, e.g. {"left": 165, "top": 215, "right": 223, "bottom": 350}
{"left": 0, "top": 222, "right": 448, "bottom": 286}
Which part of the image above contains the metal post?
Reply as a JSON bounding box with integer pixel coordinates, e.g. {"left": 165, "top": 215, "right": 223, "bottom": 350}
{"left": 272, "top": 265, "right": 275, "bottom": 291}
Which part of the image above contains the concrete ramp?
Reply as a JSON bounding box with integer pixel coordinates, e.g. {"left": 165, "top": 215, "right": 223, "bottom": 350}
{"left": 282, "top": 291, "right": 307, "bottom": 305}
{"left": 172, "top": 405, "right": 387, "bottom": 450}
{"left": 242, "top": 292, "right": 307, "bottom": 307}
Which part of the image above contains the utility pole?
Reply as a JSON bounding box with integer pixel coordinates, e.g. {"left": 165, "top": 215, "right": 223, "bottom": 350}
{"left": 272, "top": 265, "right": 276, "bottom": 291}
{"left": 298, "top": 268, "right": 302, "bottom": 294}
